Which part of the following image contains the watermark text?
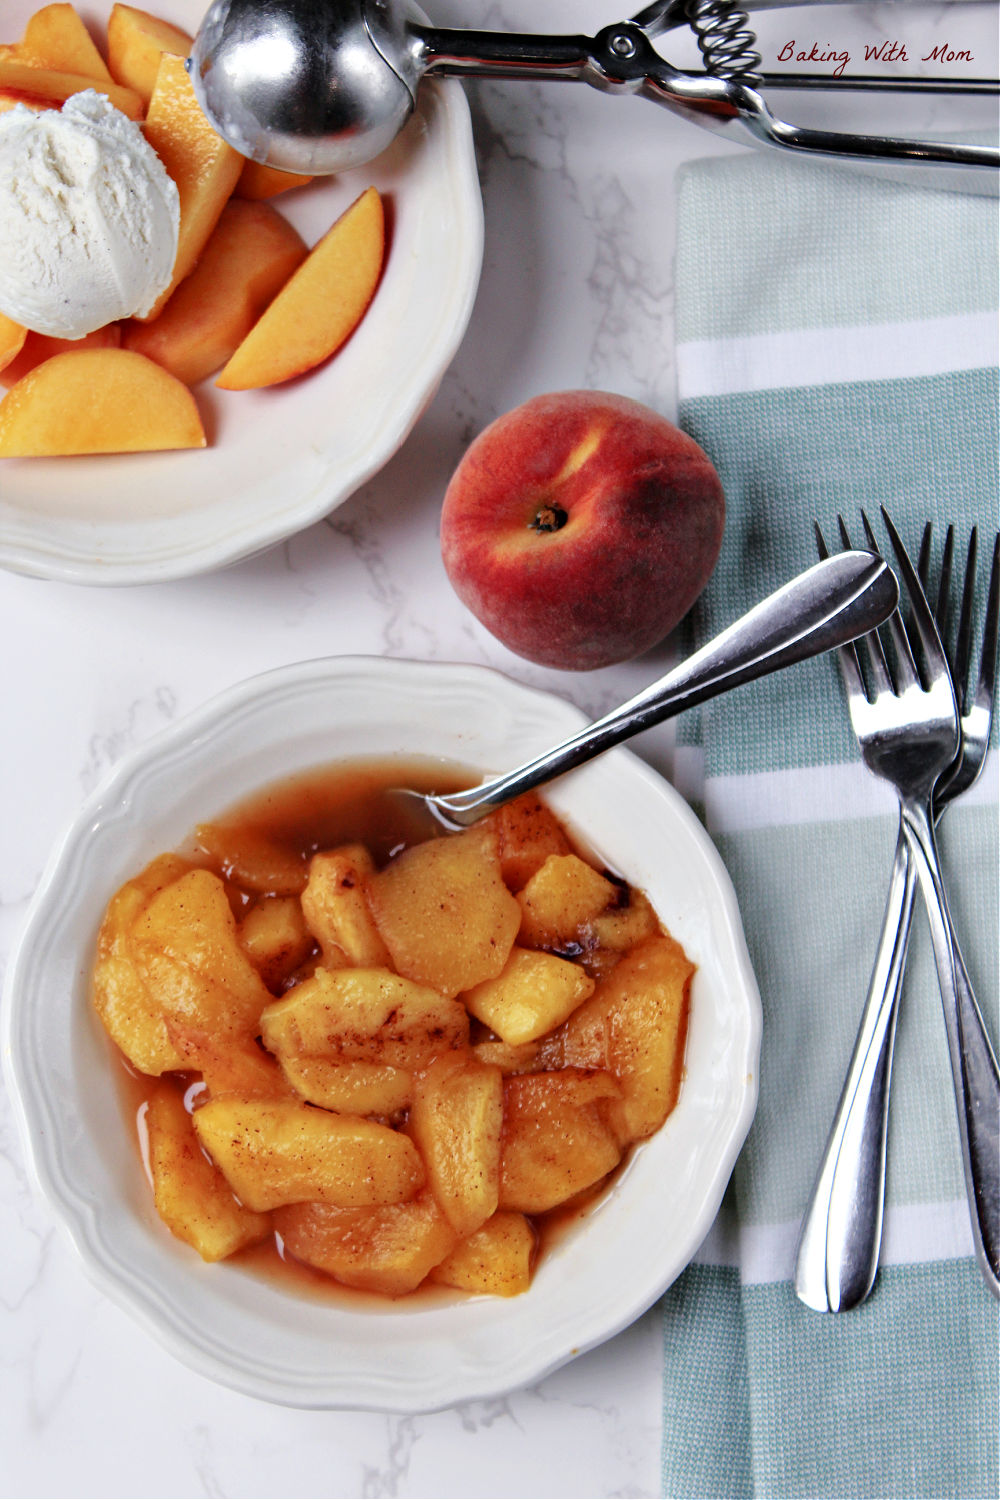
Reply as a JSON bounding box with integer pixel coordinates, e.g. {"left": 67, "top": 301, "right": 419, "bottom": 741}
{"left": 777, "top": 39, "right": 976, "bottom": 77}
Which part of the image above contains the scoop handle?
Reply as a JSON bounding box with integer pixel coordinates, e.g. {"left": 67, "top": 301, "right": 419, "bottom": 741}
{"left": 432, "top": 549, "right": 899, "bottom": 825}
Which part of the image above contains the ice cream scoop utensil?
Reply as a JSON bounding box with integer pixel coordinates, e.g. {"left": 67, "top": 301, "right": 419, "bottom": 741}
{"left": 189, "top": 0, "right": 999, "bottom": 183}
{"left": 395, "top": 546, "right": 897, "bottom": 828}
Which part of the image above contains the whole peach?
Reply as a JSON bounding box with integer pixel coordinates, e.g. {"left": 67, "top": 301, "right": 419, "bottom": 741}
{"left": 440, "top": 390, "right": 725, "bottom": 671}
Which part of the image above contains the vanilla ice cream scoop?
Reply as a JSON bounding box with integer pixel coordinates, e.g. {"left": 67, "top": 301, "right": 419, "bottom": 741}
{"left": 0, "top": 90, "right": 180, "bottom": 339}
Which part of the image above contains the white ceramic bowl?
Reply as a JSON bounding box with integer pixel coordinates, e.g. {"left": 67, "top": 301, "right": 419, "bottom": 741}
{"left": 3, "top": 657, "right": 761, "bottom": 1411}
{"left": 0, "top": 0, "right": 483, "bottom": 585}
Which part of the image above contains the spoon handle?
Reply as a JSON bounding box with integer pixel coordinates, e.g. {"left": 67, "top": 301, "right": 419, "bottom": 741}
{"left": 431, "top": 549, "right": 897, "bottom": 824}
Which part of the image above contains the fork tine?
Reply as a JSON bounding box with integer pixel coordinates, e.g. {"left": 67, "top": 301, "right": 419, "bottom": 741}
{"left": 838, "top": 513, "right": 893, "bottom": 695}
{"left": 880, "top": 507, "right": 951, "bottom": 686}
{"left": 859, "top": 509, "right": 882, "bottom": 556}
{"left": 838, "top": 629, "right": 871, "bottom": 707}
{"left": 864, "top": 509, "right": 920, "bottom": 692}
{"left": 975, "top": 532, "right": 1000, "bottom": 709}
{"left": 920, "top": 523, "right": 955, "bottom": 628}
{"left": 917, "top": 521, "right": 932, "bottom": 587}
{"left": 912, "top": 523, "right": 953, "bottom": 686}
{"left": 817, "top": 520, "right": 868, "bottom": 701}
{"left": 952, "top": 527, "right": 979, "bottom": 715}
{"left": 937, "top": 525, "right": 955, "bottom": 641}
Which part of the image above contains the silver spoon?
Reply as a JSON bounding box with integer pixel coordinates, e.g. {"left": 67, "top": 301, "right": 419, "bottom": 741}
{"left": 396, "top": 547, "right": 898, "bottom": 829}
{"left": 188, "top": 0, "right": 1000, "bottom": 180}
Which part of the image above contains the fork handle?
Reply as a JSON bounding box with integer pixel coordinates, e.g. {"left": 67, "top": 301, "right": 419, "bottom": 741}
{"left": 795, "top": 824, "right": 915, "bottom": 1312}
{"left": 902, "top": 799, "right": 1000, "bottom": 1300}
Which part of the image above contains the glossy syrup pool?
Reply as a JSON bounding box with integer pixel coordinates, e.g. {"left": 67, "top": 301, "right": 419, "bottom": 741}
{"left": 188, "top": 754, "right": 477, "bottom": 867}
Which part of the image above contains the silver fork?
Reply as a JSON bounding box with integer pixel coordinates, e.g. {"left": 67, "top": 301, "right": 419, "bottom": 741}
{"left": 795, "top": 509, "right": 1000, "bottom": 1310}
{"left": 796, "top": 522, "right": 1000, "bottom": 1312}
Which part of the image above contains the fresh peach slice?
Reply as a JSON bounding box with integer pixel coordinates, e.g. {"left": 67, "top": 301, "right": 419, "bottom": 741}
{"left": 0, "top": 348, "right": 206, "bottom": 456}
{"left": 141, "top": 52, "right": 244, "bottom": 319}
{"left": 0, "top": 314, "right": 27, "bottom": 374}
{"left": 0, "top": 57, "right": 141, "bottom": 116}
{"left": 216, "top": 186, "right": 384, "bottom": 390}
{"left": 15, "top": 3, "right": 113, "bottom": 82}
{"left": 123, "top": 199, "right": 307, "bottom": 385}
{"left": 0, "top": 87, "right": 47, "bottom": 113}
{"left": 0, "top": 324, "right": 121, "bottom": 388}
{"left": 235, "top": 158, "right": 314, "bottom": 201}
{"left": 107, "top": 3, "right": 192, "bottom": 108}
{"left": 0, "top": 88, "right": 43, "bottom": 114}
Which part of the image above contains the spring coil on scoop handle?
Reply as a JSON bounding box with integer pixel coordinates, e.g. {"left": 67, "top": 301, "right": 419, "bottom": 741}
{"left": 685, "top": 0, "right": 762, "bottom": 84}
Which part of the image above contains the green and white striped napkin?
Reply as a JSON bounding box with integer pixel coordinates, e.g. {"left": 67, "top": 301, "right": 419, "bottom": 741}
{"left": 662, "top": 153, "right": 999, "bottom": 1499}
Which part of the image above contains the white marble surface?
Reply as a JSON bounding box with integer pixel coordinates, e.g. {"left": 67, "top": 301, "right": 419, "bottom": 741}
{"left": 1, "top": 4, "right": 995, "bottom": 1496}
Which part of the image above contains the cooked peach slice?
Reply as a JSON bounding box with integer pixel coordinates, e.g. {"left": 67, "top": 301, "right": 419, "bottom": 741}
{"left": 236, "top": 158, "right": 313, "bottom": 201}
{"left": 0, "top": 314, "right": 26, "bottom": 374}
{"left": 516, "top": 853, "right": 619, "bottom": 950}
{"left": 0, "top": 348, "right": 205, "bottom": 456}
{"left": 367, "top": 826, "right": 521, "bottom": 996}
{"left": 463, "top": 946, "right": 595, "bottom": 1046}
{"left": 498, "top": 1068, "right": 623, "bottom": 1214}
{"left": 142, "top": 52, "right": 243, "bottom": 319}
{"left": 430, "top": 1211, "right": 536, "bottom": 1297}
{"left": 130, "top": 867, "right": 272, "bottom": 1041}
{"left": 192, "top": 1097, "right": 426, "bottom": 1211}
{"left": 216, "top": 185, "right": 384, "bottom": 390}
{"left": 275, "top": 1192, "right": 456, "bottom": 1295}
{"left": 14, "top": 4, "right": 113, "bottom": 82}
{"left": 409, "top": 1054, "right": 503, "bottom": 1235}
{"left": 276, "top": 1056, "right": 414, "bottom": 1116}
{"left": 560, "top": 933, "right": 694, "bottom": 1143}
{"left": 166, "top": 1020, "right": 297, "bottom": 1102}
{"left": 91, "top": 852, "right": 195, "bottom": 1075}
{"left": 300, "top": 845, "right": 391, "bottom": 968}
{"left": 586, "top": 888, "right": 659, "bottom": 953}
{"left": 0, "top": 57, "right": 141, "bottom": 115}
{"left": 0, "top": 324, "right": 121, "bottom": 389}
{"left": 260, "top": 966, "right": 469, "bottom": 1071}
{"left": 237, "top": 895, "right": 314, "bottom": 992}
{"left": 124, "top": 199, "right": 307, "bottom": 385}
{"left": 107, "top": 3, "right": 192, "bottom": 107}
{"left": 145, "top": 1083, "right": 271, "bottom": 1262}
{"left": 472, "top": 1036, "right": 554, "bottom": 1075}
{"left": 195, "top": 820, "right": 309, "bottom": 896}
{"left": 481, "top": 792, "right": 573, "bottom": 892}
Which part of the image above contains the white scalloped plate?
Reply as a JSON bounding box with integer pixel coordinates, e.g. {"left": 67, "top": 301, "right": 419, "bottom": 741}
{"left": 3, "top": 657, "right": 761, "bottom": 1411}
{"left": 0, "top": 0, "right": 483, "bottom": 585}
